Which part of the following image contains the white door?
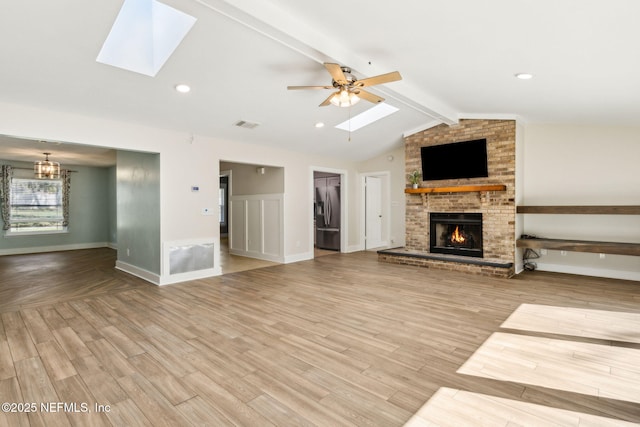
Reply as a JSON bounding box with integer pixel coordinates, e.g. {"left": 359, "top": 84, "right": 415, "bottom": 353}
{"left": 365, "top": 176, "right": 383, "bottom": 249}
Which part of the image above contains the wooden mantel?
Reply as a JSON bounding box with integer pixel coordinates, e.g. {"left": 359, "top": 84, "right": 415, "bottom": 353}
{"left": 404, "top": 184, "right": 507, "bottom": 195}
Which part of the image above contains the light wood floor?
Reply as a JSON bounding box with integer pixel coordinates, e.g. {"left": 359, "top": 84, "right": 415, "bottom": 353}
{"left": 219, "top": 236, "right": 339, "bottom": 274}
{"left": 219, "top": 237, "right": 279, "bottom": 274}
{"left": 1, "top": 248, "right": 639, "bottom": 426}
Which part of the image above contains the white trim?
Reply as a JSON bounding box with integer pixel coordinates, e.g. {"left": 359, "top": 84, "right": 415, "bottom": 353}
{"left": 402, "top": 120, "right": 442, "bottom": 138}
{"left": 230, "top": 248, "right": 283, "bottom": 263}
{"left": 310, "top": 166, "right": 348, "bottom": 256}
{"left": 284, "top": 251, "right": 313, "bottom": 263}
{"left": 347, "top": 244, "right": 364, "bottom": 253}
{"left": 228, "top": 193, "right": 285, "bottom": 263}
{"left": 115, "top": 260, "right": 161, "bottom": 285}
{"left": 359, "top": 171, "right": 392, "bottom": 251}
{"left": 4, "top": 228, "right": 69, "bottom": 237}
{"left": 534, "top": 262, "right": 640, "bottom": 282}
{"left": 0, "top": 242, "right": 109, "bottom": 256}
{"left": 458, "top": 113, "right": 526, "bottom": 123}
{"left": 158, "top": 267, "right": 220, "bottom": 286}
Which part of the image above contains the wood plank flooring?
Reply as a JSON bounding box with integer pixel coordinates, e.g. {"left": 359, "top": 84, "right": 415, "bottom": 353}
{"left": 1, "top": 248, "right": 639, "bottom": 426}
{"left": 458, "top": 332, "right": 640, "bottom": 404}
{"left": 502, "top": 303, "right": 640, "bottom": 344}
{"left": 405, "top": 388, "right": 639, "bottom": 426}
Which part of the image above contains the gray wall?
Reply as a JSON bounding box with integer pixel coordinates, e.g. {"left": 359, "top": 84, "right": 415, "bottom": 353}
{"left": 0, "top": 160, "right": 111, "bottom": 251}
{"left": 116, "top": 151, "right": 161, "bottom": 274}
{"left": 107, "top": 166, "right": 117, "bottom": 246}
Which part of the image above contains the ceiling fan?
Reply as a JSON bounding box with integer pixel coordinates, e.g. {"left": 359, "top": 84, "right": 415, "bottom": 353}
{"left": 287, "top": 63, "right": 402, "bottom": 107}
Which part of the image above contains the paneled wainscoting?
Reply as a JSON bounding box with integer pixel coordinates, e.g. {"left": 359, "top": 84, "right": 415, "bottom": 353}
{"left": 1, "top": 248, "right": 639, "bottom": 426}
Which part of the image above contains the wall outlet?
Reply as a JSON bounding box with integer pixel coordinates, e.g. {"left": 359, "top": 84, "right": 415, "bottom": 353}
{"left": 599, "top": 253, "right": 606, "bottom": 259}
{"left": 560, "top": 250, "right": 567, "bottom": 256}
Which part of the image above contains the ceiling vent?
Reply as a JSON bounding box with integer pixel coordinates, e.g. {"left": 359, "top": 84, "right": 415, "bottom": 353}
{"left": 234, "top": 120, "right": 260, "bottom": 129}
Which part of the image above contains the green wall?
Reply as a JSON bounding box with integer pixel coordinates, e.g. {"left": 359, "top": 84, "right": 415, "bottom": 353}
{"left": 116, "top": 151, "right": 161, "bottom": 275}
{"left": 0, "top": 160, "right": 111, "bottom": 252}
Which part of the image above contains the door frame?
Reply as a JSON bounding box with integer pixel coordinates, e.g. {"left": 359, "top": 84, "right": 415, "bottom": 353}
{"left": 219, "top": 171, "right": 231, "bottom": 236}
{"left": 309, "top": 166, "right": 348, "bottom": 255}
{"left": 360, "top": 171, "right": 391, "bottom": 250}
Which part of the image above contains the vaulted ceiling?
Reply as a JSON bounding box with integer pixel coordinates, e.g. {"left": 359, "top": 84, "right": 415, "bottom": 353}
{"left": 1, "top": 0, "right": 639, "bottom": 165}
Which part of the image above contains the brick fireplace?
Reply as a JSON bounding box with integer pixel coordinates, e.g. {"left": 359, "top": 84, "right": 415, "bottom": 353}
{"left": 379, "top": 119, "right": 516, "bottom": 278}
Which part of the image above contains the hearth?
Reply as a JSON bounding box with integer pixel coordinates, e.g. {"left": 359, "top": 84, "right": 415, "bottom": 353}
{"left": 430, "top": 213, "right": 483, "bottom": 258}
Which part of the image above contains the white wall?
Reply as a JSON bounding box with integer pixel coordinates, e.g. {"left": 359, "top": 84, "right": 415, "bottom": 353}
{"left": 356, "top": 146, "right": 406, "bottom": 249}
{"left": 521, "top": 123, "right": 640, "bottom": 280}
{"left": 0, "top": 101, "right": 359, "bottom": 283}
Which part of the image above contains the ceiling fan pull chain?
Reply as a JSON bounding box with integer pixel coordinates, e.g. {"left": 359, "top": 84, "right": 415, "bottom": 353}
{"left": 348, "top": 105, "right": 352, "bottom": 142}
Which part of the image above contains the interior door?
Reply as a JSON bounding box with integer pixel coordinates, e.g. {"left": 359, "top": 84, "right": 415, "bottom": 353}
{"left": 365, "top": 176, "right": 383, "bottom": 249}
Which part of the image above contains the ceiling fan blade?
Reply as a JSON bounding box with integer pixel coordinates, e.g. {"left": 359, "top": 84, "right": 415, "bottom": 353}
{"left": 287, "top": 85, "right": 333, "bottom": 90}
{"left": 354, "top": 89, "right": 384, "bottom": 104}
{"left": 319, "top": 92, "right": 337, "bottom": 107}
{"left": 354, "top": 71, "right": 402, "bottom": 87}
{"left": 324, "top": 63, "right": 348, "bottom": 85}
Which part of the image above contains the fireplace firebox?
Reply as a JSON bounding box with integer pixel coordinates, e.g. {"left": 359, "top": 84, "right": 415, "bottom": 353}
{"left": 430, "top": 213, "right": 483, "bottom": 258}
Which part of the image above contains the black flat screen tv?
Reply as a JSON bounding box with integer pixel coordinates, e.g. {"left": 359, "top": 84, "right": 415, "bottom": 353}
{"left": 420, "top": 138, "right": 488, "bottom": 181}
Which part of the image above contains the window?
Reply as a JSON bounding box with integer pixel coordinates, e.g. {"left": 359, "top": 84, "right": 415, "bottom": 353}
{"left": 1, "top": 165, "right": 70, "bottom": 235}
{"left": 9, "top": 178, "right": 66, "bottom": 232}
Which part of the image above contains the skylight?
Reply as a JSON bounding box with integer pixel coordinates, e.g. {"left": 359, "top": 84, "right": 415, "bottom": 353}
{"left": 96, "top": 0, "right": 196, "bottom": 77}
{"left": 335, "top": 103, "right": 399, "bottom": 132}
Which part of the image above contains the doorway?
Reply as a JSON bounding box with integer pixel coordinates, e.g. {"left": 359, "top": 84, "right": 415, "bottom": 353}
{"left": 219, "top": 173, "right": 229, "bottom": 236}
{"left": 311, "top": 168, "right": 346, "bottom": 257}
{"left": 314, "top": 171, "right": 341, "bottom": 252}
{"left": 361, "top": 172, "right": 390, "bottom": 250}
{"left": 218, "top": 162, "right": 284, "bottom": 274}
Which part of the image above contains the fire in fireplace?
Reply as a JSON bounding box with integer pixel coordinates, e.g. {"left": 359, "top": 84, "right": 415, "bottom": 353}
{"left": 430, "top": 213, "right": 483, "bottom": 258}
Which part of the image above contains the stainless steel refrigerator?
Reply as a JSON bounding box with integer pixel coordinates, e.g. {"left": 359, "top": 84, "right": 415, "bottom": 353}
{"left": 314, "top": 175, "right": 340, "bottom": 250}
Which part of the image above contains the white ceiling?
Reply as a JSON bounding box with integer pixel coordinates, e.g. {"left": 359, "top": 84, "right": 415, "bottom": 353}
{"left": 1, "top": 0, "right": 639, "bottom": 166}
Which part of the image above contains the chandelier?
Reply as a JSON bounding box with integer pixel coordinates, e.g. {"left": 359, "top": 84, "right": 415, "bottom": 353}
{"left": 34, "top": 152, "right": 61, "bottom": 179}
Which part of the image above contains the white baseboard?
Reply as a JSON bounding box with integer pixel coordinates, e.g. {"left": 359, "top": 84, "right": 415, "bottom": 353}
{"left": 347, "top": 243, "right": 365, "bottom": 253}
{"left": 0, "top": 242, "right": 110, "bottom": 256}
{"left": 229, "top": 249, "right": 284, "bottom": 263}
{"left": 284, "top": 251, "right": 313, "bottom": 264}
{"left": 535, "top": 262, "right": 640, "bottom": 282}
{"left": 115, "top": 260, "right": 161, "bottom": 285}
{"left": 159, "top": 267, "right": 221, "bottom": 286}
{"left": 117, "top": 260, "right": 222, "bottom": 286}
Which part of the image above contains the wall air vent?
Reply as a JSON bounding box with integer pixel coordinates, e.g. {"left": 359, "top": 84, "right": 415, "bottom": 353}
{"left": 234, "top": 120, "right": 260, "bottom": 129}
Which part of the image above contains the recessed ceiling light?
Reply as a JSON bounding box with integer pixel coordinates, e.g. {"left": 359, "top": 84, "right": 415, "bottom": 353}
{"left": 315, "top": 122, "right": 325, "bottom": 128}
{"left": 175, "top": 84, "right": 191, "bottom": 93}
{"left": 515, "top": 73, "right": 533, "bottom": 80}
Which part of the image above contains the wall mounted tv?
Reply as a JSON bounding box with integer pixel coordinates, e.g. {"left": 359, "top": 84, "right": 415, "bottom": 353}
{"left": 420, "top": 138, "right": 488, "bottom": 181}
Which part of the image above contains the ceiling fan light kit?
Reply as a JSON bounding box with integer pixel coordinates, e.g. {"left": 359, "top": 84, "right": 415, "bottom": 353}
{"left": 329, "top": 88, "right": 360, "bottom": 107}
{"left": 287, "top": 63, "right": 402, "bottom": 108}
